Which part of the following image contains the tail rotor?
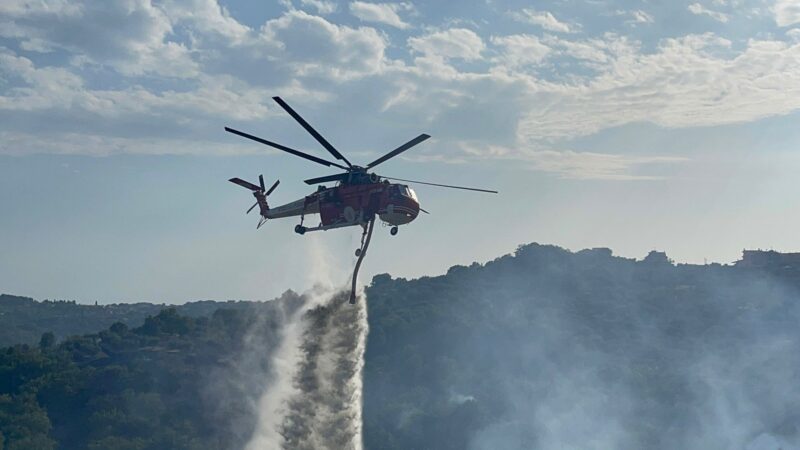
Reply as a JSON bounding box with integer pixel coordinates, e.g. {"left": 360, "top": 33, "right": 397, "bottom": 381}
{"left": 229, "top": 175, "right": 279, "bottom": 228}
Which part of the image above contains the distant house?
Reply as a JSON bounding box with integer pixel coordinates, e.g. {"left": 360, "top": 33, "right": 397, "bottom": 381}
{"left": 736, "top": 250, "right": 800, "bottom": 269}
{"left": 643, "top": 250, "right": 673, "bottom": 266}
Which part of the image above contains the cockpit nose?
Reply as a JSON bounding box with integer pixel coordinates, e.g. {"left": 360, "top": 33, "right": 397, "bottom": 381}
{"left": 381, "top": 184, "right": 420, "bottom": 225}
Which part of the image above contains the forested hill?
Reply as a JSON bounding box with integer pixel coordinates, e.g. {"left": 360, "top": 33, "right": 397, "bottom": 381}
{"left": 363, "top": 243, "right": 800, "bottom": 450}
{"left": 0, "top": 294, "right": 277, "bottom": 348}
{"left": 2, "top": 243, "right": 800, "bottom": 449}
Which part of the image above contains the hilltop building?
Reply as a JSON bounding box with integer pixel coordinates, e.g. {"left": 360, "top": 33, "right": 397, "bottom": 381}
{"left": 642, "top": 250, "right": 673, "bottom": 266}
{"left": 736, "top": 250, "right": 800, "bottom": 269}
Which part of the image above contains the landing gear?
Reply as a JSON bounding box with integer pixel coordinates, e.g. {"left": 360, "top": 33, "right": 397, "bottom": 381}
{"left": 295, "top": 213, "right": 307, "bottom": 235}
{"left": 390, "top": 226, "right": 398, "bottom": 236}
{"left": 355, "top": 248, "right": 361, "bottom": 257}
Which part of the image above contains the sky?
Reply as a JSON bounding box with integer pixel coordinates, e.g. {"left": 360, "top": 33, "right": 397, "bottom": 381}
{"left": 1, "top": 0, "right": 800, "bottom": 303}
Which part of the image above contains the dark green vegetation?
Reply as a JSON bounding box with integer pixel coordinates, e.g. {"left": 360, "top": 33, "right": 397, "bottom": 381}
{"left": 0, "top": 293, "right": 301, "bottom": 450}
{"left": 2, "top": 243, "right": 800, "bottom": 449}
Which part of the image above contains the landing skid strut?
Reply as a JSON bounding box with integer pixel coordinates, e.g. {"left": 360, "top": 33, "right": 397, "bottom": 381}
{"left": 350, "top": 218, "right": 375, "bottom": 304}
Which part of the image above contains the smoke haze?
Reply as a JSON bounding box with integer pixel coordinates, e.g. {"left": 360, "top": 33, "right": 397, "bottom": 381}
{"left": 363, "top": 244, "right": 800, "bottom": 449}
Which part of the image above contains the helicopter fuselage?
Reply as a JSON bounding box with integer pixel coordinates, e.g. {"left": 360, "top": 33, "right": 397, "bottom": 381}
{"left": 264, "top": 181, "right": 420, "bottom": 232}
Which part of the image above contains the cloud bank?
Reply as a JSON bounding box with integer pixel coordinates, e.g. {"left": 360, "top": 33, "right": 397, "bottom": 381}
{"left": 1, "top": 0, "right": 799, "bottom": 180}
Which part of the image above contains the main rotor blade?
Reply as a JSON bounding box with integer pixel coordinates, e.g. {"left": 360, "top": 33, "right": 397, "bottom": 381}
{"left": 304, "top": 173, "right": 349, "bottom": 185}
{"left": 266, "top": 179, "right": 280, "bottom": 196}
{"left": 383, "top": 176, "right": 498, "bottom": 194}
{"left": 247, "top": 202, "right": 258, "bottom": 214}
{"left": 225, "top": 127, "right": 348, "bottom": 170}
{"left": 366, "top": 134, "right": 431, "bottom": 169}
{"left": 272, "top": 97, "right": 352, "bottom": 167}
{"left": 229, "top": 177, "right": 261, "bottom": 191}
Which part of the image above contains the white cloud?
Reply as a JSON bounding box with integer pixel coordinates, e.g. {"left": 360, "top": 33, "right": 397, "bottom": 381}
{"left": 526, "top": 150, "right": 686, "bottom": 180}
{"left": 0, "top": 49, "right": 84, "bottom": 111}
{"left": 0, "top": 48, "right": 273, "bottom": 120}
{"left": 490, "top": 34, "right": 550, "bottom": 68}
{"left": 349, "top": 1, "right": 411, "bottom": 29}
{"left": 511, "top": 8, "right": 575, "bottom": 33}
{"left": 456, "top": 141, "right": 684, "bottom": 180}
{"left": 775, "top": 0, "right": 800, "bottom": 27}
{"left": 0, "top": 0, "right": 199, "bottom": 77}
{"left": 161, "top": 0, "right": 250, "bottom": 41}
{"left": 614, "top": 9, "right": 654, "bottom": 26}
{"left": 261, "top": 10, "right": 388, "bottom": 79}
{"left": 408, "top": 28, "right": 484, "bottom": 60}
{"left": 543, "top": 34, "right": 616, "bottom": 65}
{"left": 0, "top": 5, "right": 396, "bottom": 160}
{"left": 631, "top": 10, "right": 654, "bottom": 24}
{"left": 0, "top": 6, "right": 389, "bottom": 118}
{"left": 688, "top": 3, "right": 730, "bottom": 23}
{"left": 0, "top": 131, "right": 260, "bottom": 156}
{"left": 0, "top": 0, "right": 81, "bottom": 17}
{"left": 519, "top": 34, "right": 800, "bottom": 141}
{"left": 300, "top": 0, "right": 338, "bottom": 14}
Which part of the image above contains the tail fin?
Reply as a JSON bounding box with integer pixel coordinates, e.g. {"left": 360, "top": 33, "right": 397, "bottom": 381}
{"left": 229, "top": 175, "right": 279, "bottom": 228}
{"left": 253, "top": 191, "right": 269, "bottom": 217}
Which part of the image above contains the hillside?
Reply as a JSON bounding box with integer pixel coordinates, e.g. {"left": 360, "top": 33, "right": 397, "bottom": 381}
{"left": 1, "top": 243, "right": 799, "bottom": 449}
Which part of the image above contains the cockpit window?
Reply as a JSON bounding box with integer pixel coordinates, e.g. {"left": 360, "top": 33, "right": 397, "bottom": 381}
{"left": 399, "top": 186, "right": 416, "bottom": 200}
{"left": 390, "top": 185, "right": 417, "bottom": 200}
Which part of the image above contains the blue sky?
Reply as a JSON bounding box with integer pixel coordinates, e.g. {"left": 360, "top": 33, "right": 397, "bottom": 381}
{"left": 2, "top": 0, "right": 800, "bottom": 303}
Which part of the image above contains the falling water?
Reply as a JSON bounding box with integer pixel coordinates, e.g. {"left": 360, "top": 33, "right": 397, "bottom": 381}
{"left": 245, "top": 288, "right": 368, "bottom": 450}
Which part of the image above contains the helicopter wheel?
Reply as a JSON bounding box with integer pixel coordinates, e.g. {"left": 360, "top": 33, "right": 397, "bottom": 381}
{"left": 355, "top": 248, "right": 361, "bottom": 257}
{"left": 390, "top": 226, "right": 398, "bottom": 236}
{"left": 295, "top": 225, "right": 306, "bottom": 235}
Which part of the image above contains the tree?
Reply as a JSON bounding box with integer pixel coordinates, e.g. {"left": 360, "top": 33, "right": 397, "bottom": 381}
{"left": 109, "top": 322, "right": 128, "bottom": 335}
{"left": 0, "top": 394, "right": 56, "bottom": 450}
{"left": 38, "top": 333, "right": 55, "bottom": 351}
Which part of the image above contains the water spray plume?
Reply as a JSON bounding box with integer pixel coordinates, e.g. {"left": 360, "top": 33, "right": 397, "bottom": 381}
{"left": 246, "top": 285, "right": 367, "bottom": 450}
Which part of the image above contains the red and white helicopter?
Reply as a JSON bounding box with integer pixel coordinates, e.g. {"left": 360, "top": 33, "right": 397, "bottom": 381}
{"left": 227, "top": 97, "right": 497, "bottom": 303}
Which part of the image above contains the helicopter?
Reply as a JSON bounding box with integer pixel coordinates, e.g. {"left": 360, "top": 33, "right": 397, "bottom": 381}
{"left": 226, "top": 96, "right": 497, "bottom": 303}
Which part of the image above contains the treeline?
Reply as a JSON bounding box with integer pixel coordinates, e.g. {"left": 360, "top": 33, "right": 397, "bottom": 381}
{"left": 0, "top": 294, "right": 278, "bottom": 348}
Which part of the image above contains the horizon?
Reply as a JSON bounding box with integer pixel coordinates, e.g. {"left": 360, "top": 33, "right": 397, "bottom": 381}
{"left": 3, "top": 240, "right": 796, "bottom": 305}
